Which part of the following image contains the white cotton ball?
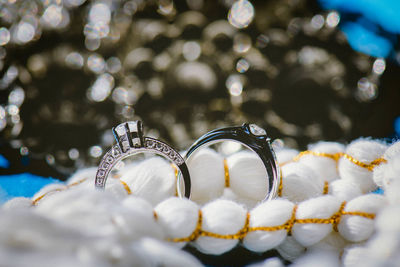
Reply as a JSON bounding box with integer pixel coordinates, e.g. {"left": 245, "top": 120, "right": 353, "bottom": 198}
{"left": 276, "top": 236, "right": 306, "bottom": 262}
{"left": 329, "top": 179, "right": 362, "bottom": 202}
{"left": 155, "top": 197, "right": 199, "bottom": 248}
{"left": 2, "top": 197, "right": 32, "bottom": 210}
{"left": 243, "top": 199, "right": 294, "bottom": 252}
{"left": 0, "top": 209, "right": 89, "bottom": 253}
{"left": 132, "top": 237, "right": 203, "bottom": 267}
{"left": 247, "top": 257, "right": 284, "bottom": 267}
{"left": 36, "top": 188, "right": 158, "bottom": 240}
{"left": 123, "top": 195, "right": 155, "bottom": 215}
{"left": 308, "top": 232, "right": 348, "bottom": 254}
{"left": 120, "top": 157, "right": 176, "bottom": 205}
{"left": 31, "top": 183, "right": 66, "bottom": 205}
{"left": 375, "top": 205, "right": 400, "bottom": 233}
{"left": 292, "top": 195, "right": 342, "bottom": 247}
{"left": 220, "top": 188, "right": 258, "bottom": 209}
{"left": 117, "top": 196, "right": 164, "bottom": 240}
{"left": 380, "top": 157, "right": 400, "bottom": 191}
{"left": 373, "top": 141, "right": 400, "bottom": 188}
{"left": 299, "top": 142, "right": 345, "bottom": 182}
{"left": 194, "top": 199, "right": 247, "bottom": 255}
{"left": 365, "top": 231, "right": 400, "bottom": 265}
{"left": 186, "top": 148, "right": 225, "bottom": 204}
{"left": 104, "top": 177, "right": 131, "bottom": 200}
{"left": 34, "top": 189, "right": 118, "bottom": 236}
{"left": 275, "top": 148, "right": 299, "bottom": 165}
{"left": 227, "top": 151, "right": 268, "bottom": 201}
{"left": 342, "top": 244, "right": 369, "bottom": 267}
{"left": 64, "top": 167, "right": 98, "bottom": 191}
{"left": 0, "top": 248, "right": 108, "bottom": 267}
{"left": 384, "top": 178, "right": 400, "bottom": 205}
{"left": 281, "top": 163, "right": 323, "bottom": 203}
{"left": 339, "top": 139, "right": 388, "bottom": 193}
{"left": 338, "top": 194, "right": 386, "bottom": 242}
{"left": 66, "top": 167, "right": 97, "bottom": 185}
{"left": 290, "top": 250, "right": 340, "bottom": 267}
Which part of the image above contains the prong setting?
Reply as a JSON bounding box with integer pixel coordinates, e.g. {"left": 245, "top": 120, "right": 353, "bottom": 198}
{"left": 112, "top": 121, "right": 144, "bottom": 152}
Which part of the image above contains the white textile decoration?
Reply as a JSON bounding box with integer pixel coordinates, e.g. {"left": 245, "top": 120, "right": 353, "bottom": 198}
{"left": 1, "top": 139, "right": 400, "bottom": 266}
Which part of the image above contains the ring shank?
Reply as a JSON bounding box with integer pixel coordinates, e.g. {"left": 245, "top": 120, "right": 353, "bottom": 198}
{"left": 95, "top": 137, "right": 191, "bottom": 198}
{"left": 183, "top": 126, "right": 280, "bottom": 201}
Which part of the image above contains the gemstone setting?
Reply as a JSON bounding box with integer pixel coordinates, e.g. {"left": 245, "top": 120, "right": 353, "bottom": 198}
{"left": 249, "top": 124, "right": 267, "bottom": 136}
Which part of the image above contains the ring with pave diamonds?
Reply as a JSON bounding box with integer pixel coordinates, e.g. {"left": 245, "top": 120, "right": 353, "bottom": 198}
{"left": 182, "top": 123, "right": 280, "bottom": 201}
{"left": 95, "top": 121, "right": 191, "bottom": 198}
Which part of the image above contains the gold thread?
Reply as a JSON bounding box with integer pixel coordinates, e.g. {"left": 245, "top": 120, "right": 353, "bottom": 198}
{"left": 223, "top": 159, "right": 230, "bottom": 188}
{"left": 168, "top": 210, "right": 203, "bottom": 242}
{"left": 286, "top": 205, "right": 298, "bottom": 235}
{"left": 119, "top": 180, "right": 132, "bottom": 195}
{"left": 239, "top": 212, "right": 251, "bottom": 240}
{"left": 278, "top": 168, "right": 283, "bottom": 197}
{"left": 153, "top": 211, "right": 158, "bottom": 220}
{"left": 199, "top": 212, "right": 252, "bottom": 240}
{"left": 341, "top": 153, "right": 387, "bottom": 171}
{"left": 323, "top": 181, "right": 329, "bottom": 195}
{"left": 281, "top": 151, "right": 386, "bottom": 171}
{"left": 295, "top": 218, "right": 331, "bottom": 224}
{"left": 168, "top": 203, "right": 376, "bottom": 242}
{"left": 342, "top": 211, "right": 375, "bottom": 220}
{"left": 248, "top": 225, "right": 287, "bottom": 232}
{"left": 112, "top": 173, "right": 121, "bottom": 179}
{"left": 331, "top": 201, "right": 346, "bottom": 232}
{"left": 171, "top": 163, "right": 179, "bottom": 197}
{"left": 32, "top": 188, "right": 65, "bottom": 206}
{"left": 32, "top": 178, "right": 87, "bottom": 206}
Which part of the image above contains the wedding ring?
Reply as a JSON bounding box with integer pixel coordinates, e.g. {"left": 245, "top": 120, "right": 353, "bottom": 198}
{"left": 95, "top": 121, "right": 191, "bottom": 198}
{"left": 183, "top": 123, "right": 279, "bottom": 201}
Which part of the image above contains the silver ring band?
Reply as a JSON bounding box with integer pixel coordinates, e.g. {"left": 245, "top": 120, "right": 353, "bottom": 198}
{"left": 95, "top": 121, "right": 191, "bottom": 198}
{"left": 183, "top": 123, "right": 280, "bottom": 201}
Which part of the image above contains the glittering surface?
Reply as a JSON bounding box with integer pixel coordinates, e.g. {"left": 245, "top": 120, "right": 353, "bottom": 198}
{"left": 0, "top": 0, "right": 399, "bottom": 180}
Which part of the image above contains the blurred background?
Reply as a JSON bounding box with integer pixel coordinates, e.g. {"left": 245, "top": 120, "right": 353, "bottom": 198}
{"left": 0, "top": 0, "right": 400, "bottom": 181}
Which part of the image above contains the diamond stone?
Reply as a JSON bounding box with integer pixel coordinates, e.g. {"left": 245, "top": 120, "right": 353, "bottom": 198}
{"left": 146, "top": 140, "right": 154, "bottom": 148}
{"left": 249, "top": 124, "right": 266, "bottom": 136}
{"left": 115, "top": 124, "right": 126, "bottom": 137}
{"left": 127, "top": 121, "right": 138, "bottom": 132}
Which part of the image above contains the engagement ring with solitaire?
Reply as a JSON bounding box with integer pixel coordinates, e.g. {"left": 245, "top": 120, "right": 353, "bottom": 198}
{"left": 95, "top": 120, "right": 191, "bottom": 198}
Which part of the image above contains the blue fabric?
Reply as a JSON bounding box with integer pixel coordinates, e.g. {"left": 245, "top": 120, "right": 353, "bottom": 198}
{"left": 318, "top": 0, "right": 399, "bottom": 58}
{"left": 0, "top": 154, "right": 10, "bottom": 168}
{"left": 0, "top": 173, "right": 59, "bottom": 202}
{"left": 372, "top": 187, "right": 384, "bottom": 195}
{"left": 394, "top": 116, "right": 400, "bottom": 136}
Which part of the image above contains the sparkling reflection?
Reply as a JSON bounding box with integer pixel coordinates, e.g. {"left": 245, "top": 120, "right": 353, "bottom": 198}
{"left": 0, "top": 0, "right": 394, "bottom": 174}
{"left": 236, "top": 58, "right": 250, "bottom": 73}
{"left": 89, "top": 73, "right": 114, "bottom": 102}
{"left": 228, "top": 0, "right": 255, "bottom": 29}
{"left": 0, "top": 28, "right": 11, "bottom": 46}
{"left": 326, "top": 11, "right": 340, "bottom": 28}
{"left": 372, "top": 58, "right": 386, "bottom": 75}
{"left": 15, "top": 22, "right": 35, "bottom": 44}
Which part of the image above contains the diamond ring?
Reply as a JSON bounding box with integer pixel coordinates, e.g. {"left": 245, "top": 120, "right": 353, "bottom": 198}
{"left": 95, "top": 121, "right": 191, "bottom": 198}
{"left": 182, "top": 123, "right": 280, "bottom": 201}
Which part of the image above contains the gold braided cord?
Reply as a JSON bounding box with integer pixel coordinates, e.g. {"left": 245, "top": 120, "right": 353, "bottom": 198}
{"left": 171, "top": 163, "right": 179, "bottom": 197}
{"left": 32, "top": 175, "right": 134, "bottom": 205}
{"left": 118, "top": 180, "right": 132, "bottom": 195}
{"left": 277, "top": 168, "right": 283, "bottom": 197}
{"left": 167, "top": 210, "right": 203, "bottom": 242}
{"left": 32, "top": 178, "right": 87, "bottom": 206}
{"left": 323, "top": 181, "right": 329, "bottom": 195}
{"left": 223, "top": 159, "right": 230, "bottom": 188}
{"left": 168, "top": 201, "right": 376, "bottom": 241}
{"left": 281, "top": 151, "right": 387, "bottom": 171}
